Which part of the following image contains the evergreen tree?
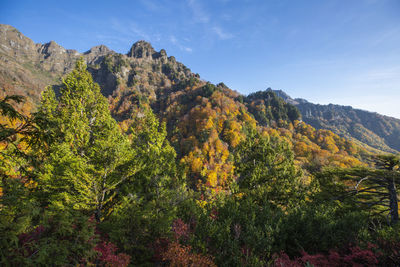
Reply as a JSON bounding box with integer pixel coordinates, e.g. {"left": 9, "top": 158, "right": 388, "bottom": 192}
{"left": 234, "top": 128, "right": 303, "bottom": 207}
{"left": 320, "top": 154, "right": 400, "bottom": 225}
{"left": 33, "top": 58, "right": 139, "bottom": 221}
{"left": 0, "top": 95, "right": 39, "bottom": 263}
{"left": 104, "top": 108, "right": 186, "bottom": 264}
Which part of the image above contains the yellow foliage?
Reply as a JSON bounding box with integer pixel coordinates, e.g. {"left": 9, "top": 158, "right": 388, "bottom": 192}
{"left": 207, "top": 171, "right": 218, "bottom": 187}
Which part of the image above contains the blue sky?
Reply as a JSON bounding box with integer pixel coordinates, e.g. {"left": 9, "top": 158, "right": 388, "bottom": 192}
{"left": 1, "top": 0, "right": 400, "bottom": 118}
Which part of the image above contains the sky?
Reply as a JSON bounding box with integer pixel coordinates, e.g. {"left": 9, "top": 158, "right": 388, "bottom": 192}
{"left": 1, "top": 0, "right": 400, "bottom": 118}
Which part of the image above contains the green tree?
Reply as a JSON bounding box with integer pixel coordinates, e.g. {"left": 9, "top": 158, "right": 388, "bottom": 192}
{"left": 0, "top": 95, "right": 34, "bottom": 143}
{"left": 33, "top": 58, "right": 139, "bottom": 221}
{"left": 234, "top": 128, "right": 303, "bottom": 207}
{"left": 0, "top": 95, "right": 39, "bottom": 263}
{"left": 319, "top": 154, "right": 400, "bottom": 225}
{"left": 104, "top": 109, "right": 186, "bottom": 264}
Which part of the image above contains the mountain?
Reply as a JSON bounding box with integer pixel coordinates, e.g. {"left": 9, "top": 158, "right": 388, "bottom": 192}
{"left": 2, "top": 24, "right": 378, "bottom": 191}
{"left": 2, "top": 23, "right": 397, "bottom": 157}
{"left": 0, "top": 24, "right": 195, "bottom": 114}
{"left": 272, "top": 89, "right": 400, "bottom": 153}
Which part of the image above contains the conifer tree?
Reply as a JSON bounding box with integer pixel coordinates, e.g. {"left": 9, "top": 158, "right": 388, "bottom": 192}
{"left": 234, "top": 128, "right": 303, "bottom": 207}
{"left": 34, "top": 58, "right": 139, "bottom": 221}
{"left": 0, "top": 95, "right": 38, "bottom": 262}
{"left": 320, "top": 154, "right": 400, "bottom": 225}
{"left": 104, "top": 108, "right": 186, "bottom": 263}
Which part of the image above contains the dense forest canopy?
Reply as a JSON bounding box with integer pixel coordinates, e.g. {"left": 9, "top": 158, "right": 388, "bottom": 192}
{"left": 1, "top": 58, "right": 400, "bottom": 266}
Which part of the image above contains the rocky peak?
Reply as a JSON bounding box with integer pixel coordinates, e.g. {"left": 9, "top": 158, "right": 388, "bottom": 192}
{"left": 85, "top": 45, "right": 111, "bottom": 56}
{"left": 84, "top": 45, "right": 113, "bottom": 64}
{"left": 0, "top": 24, "right": 36, "bottom": 57}
{"left": 271, "top": 89, "right": 299, "bottom": 105}
{"left": 127, "top": 40, "right": 156, "bottom": 58}
{"left": 39, "top": 41, "right": 66, "bottom": 57}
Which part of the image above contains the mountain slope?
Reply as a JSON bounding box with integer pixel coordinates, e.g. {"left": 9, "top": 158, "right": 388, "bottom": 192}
{"left": 2, "top": 22, "right": 397, "bottom": 157}
{"left": 273, "top": 89, "right": 400, "bottom": 153}
{"left": 0, "top": 24, "right": 382, "bottom": 191}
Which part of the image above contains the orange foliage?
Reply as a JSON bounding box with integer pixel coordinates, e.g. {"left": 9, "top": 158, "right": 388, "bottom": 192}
{"left": 162, "top": 241, "right": 216, "bottom": 267}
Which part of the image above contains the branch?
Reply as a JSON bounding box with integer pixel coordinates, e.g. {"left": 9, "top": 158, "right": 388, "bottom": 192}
{"left": 356, "top": 189, "right": 389, "bottom": 196}
{"left": 355, "top": 177, "right": 369, "bottom": 191}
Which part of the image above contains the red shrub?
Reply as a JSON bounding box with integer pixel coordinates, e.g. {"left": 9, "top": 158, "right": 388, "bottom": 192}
{"left": 151, "top": 238, "right": 170, "bottom": 262}
{"left": 18, "top": 225, "right": 46, "bottom": 257}
{"left": 274, "top": 251, "right": 302, "bottom": 267}
{"left": 273, "top": 243, "right": 380, "bottom": 267}
{"left": 162, "top": 241, "right": 216, "bottom": 267}
{"left": 95, "top": 241, "right": 131, "bottom": 267}
{"left": 172, "top": 218, "right": 190, "bottom": 241}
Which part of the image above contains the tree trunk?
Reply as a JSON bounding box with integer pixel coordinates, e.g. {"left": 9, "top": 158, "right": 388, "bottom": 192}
{"left": 387, "top": 177, "right": 399, "bottom": 225}
{"left": 95, "top": 208, "right": 102, "bottom": 223}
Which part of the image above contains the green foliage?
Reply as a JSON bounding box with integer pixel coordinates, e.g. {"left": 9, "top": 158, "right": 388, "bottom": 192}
{"left": 2, "top": 53, "right": 400, "bottom": 266}
{"left": 0, "top": 95, "right": 39, "bottom": 264}
{"left": 234, "top": 128, "right": 303, "bottom": 207}
{"left": 103, "top": 109, "right": 186, "bottom": 265}
{"left": 200, "top": 83, "right": 217, "bottom": 98}
{"left": 274, "top": 202, "right": 371, "bottom": 257}
{"left": 245, "top": 89, "right": 301, "bottom": 126}
{"left": 187, "top": 196, "right": 282, "bottom": 266}
{"left": 33, "top": 58, "right": 137, "bottom": 220}
{"left": 0, "top": 95, "right": 34, "bottom": 143}
{"left": 0, "top": 175, "right": 39, "bottom": 264}
{"left": 103, "top": 54, "right": 127, "bottom": 73}
{"left": 318, "top": 154, "right": 400, "bottom": 225}
{"left": 10, "top": 210, "right": 98, "bottom": 266}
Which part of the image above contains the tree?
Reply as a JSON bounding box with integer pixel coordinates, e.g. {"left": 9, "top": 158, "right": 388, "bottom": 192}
{"left": 0, "top": 94, "right": 40, "bottom": 263}
{"left": 33, "top": 58, "right": 139, "bottom": 221}
{"left": 0, "top": 95, "right": 34, "bottom": 143}
{"left": 234, "top": 128, "right": 303, "bottom": 207}
{"left": 320, "top": 154, "right": 400, "bottom": 225}
{"left": 103, "top": 108, "right": 186, "bottom": 264}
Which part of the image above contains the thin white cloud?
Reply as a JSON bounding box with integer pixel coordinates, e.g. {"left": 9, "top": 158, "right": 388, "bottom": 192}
{"left": 139, "top": 0, "right": 161, "bottom": 11}
{"left": 169, "top": 35, "right": 193, "bottom": 53}
{"left": 95, "top": 34, "right": 131, "bottom": 44}
{"left": 364, "top": 68, "right": 400, "bottom": 81}
{"left": 170, "top": 35, "right": 178, "bottom": 44}
{"left": 212, "top": 26, "right": 234, "bottom": 40}
{"left": 369, "top": 27, "right": 400, "bottom": 48}
{"left": 110, "top": 19, "right": 151, "bottom": 41}
{"left": 107, "top": 18, "right": 168, "bottom": 45}
{"left": 353, "top": 66, "right": 400, "bottom": 84}
{"left": 187, "top": 0, "right": 210, "bottom": 23}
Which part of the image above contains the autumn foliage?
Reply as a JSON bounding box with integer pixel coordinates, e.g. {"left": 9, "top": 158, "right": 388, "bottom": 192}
{"left": 1, "top": 60, "right": 399, "bottom": 266}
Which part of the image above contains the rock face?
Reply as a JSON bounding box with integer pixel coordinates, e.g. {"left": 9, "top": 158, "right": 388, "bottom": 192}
{"left": 0, "top": 25, "right": 80, "bottom": 108}
{"left": 0, "top": 24, "right": 196, "bottom": 114}
{"left": 273, "top": 90, "right": 400, "bottom": 153}
{"left": 127, "top": 40, "right": 155, "bottom": 59}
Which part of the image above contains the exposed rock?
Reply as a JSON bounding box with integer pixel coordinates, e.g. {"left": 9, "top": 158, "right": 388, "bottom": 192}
{"left": 127, "top": 40, "right": 156, "bottom": 59}
{"left": 84, "top": 45, "right": 113, "bottom": 65}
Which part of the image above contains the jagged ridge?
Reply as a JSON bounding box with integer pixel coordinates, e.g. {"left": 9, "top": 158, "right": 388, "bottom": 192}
{"left": 273, "top": 89, "right": 400, "bottom": 152}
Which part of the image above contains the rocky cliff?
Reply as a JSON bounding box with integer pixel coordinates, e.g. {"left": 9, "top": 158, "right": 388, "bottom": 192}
{"left": 0, "top": 24, "right": 196, "bottom": 114}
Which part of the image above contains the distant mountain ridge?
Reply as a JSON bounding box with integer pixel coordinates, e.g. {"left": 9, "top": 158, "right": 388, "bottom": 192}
{"left": 272, "top": 89, "right": 400, "bottom": 153}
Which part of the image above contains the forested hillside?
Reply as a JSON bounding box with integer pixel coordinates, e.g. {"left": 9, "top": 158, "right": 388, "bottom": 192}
{"left": 1, "top": 24, "right": 400, "bottom": 266}
{"left": 273, "top": 89, "right": 400, "bottom": 153}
